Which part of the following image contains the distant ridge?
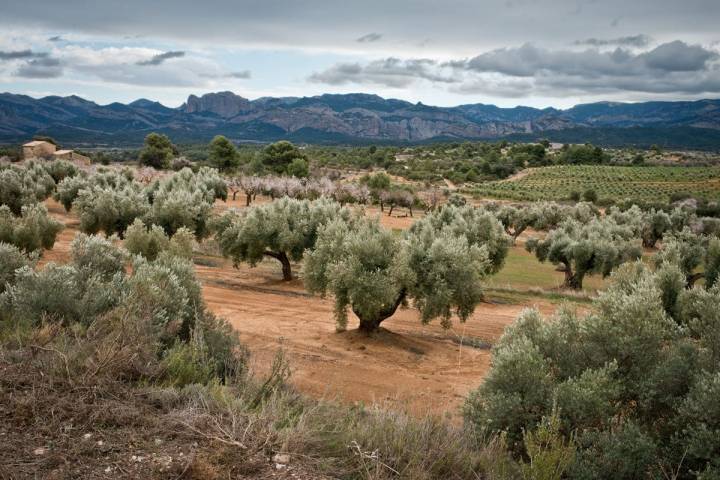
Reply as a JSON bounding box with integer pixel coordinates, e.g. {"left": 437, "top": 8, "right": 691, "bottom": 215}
{"left": 1, "top": 91, "right": 719, "bottom": 148}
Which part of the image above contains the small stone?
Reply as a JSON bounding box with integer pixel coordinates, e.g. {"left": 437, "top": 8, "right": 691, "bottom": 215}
{"left": 273, "top": 454, "right": 290, "bottom": 465}
{"left": 33, "top": 447, "right": 47, "bottom": 455}
{"left": 83, "top": 433, "right": 92, "bottom": 440}
{"left": 154, "top": 438, "right": 163, "bottom": 445}
{"left": 96, "top": 440, "right": 104, "bottom": 446}
{"left": 104, "top": 467, "right": 112, "bottom": 473}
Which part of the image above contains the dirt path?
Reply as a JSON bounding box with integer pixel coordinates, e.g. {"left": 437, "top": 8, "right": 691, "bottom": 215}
{"left": 41, "top": 198, "right": 564, "bottom": 418}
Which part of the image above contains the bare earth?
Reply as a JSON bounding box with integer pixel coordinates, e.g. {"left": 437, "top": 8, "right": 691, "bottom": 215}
{"left": 44, "top": 198, "right": 563, "bottom": 418}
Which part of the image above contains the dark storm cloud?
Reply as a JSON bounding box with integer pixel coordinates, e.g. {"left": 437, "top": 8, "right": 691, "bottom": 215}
{"left": 574, "top": 34, "right": 650, "bottom": 47}
{"left": 137, "top": 50, "right": 185, "bottom": 66}
{"left": 15, "top": 56, "right": 63, "bottom": 78}
{"left": 308, "top": 57, "right": 456, "bottom": 88}
{"left": 0, "top": 49, "right": 48, "bottom": 60}
{"left": 311, "top": 41, "right": 720, "bottom": 96}
{"left": 356, "top": 33, "right": 382, "bottom": 43}
{"left": 455, "top": 41, "right": 717, "bottom": 77}
{"left": 2, "top": 0, "right": 718, "bottom": 54}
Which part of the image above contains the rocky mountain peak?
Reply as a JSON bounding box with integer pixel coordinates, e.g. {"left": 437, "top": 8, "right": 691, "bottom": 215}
{"left": 183, "top": 91, "right": 251, "bottom": 118}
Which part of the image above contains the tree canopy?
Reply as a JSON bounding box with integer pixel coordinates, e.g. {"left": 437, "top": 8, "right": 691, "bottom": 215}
{"left": 139, "top": 132, "right": 176, "bottom": 170}
{"left": 526, "top": 217, "right": 641, "bottom": 289}
{"left": 208, "top": 135, "right": 240, "bottom": 172}
{"left": 304, "top": 205, "right": 509, "bottom": 332}
{"left": 214, "top": 197, "right": 351, "bottom": 281}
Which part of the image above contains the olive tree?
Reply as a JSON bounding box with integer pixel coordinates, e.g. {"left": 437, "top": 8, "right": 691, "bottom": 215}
{"left": 304, "top": 205, "right": 509, "bottom": 333}
{"left": 495, "top": 204, "right": 537, "bottom": 244}
{"left": 526, "top": 217, "right": 641, "bottom": 289}
{"left": 654, "top": 228, "right": 720, "bottom": 287}
{"left": 214, "top": 197, "right": 351, "bottom": 281}
{"left": 124, "top": 218, "right": 194, "bottom": 260}
{"left": 0, "top": 204, "right": 63, "bottom": 254}
{"left": 54, "top": 168, "right": 136, "bottom": 212}
{"left": 73, "top": 184, "right": 150, "bottom": 237}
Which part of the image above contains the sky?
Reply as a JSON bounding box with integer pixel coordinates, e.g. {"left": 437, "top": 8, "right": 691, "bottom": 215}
{"left": 0, "top": 0, "right": 719, "bottom": 109}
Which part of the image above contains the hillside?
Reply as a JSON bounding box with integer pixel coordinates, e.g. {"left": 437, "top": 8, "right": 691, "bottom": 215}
{"left": 1, "top": 91, "right": 720, "bottom": 147}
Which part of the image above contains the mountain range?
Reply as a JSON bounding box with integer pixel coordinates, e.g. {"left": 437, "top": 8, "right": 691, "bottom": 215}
{"left": 1, "top": 91, "right": 720, "bottom": 148}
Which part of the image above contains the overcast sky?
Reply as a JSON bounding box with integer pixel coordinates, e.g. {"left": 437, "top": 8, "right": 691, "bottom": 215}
{"left": 0, "top": 0, "right": 719, "bottom": 108}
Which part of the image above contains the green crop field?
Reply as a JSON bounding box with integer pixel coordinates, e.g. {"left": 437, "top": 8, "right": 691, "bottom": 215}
{"left": 468, "top": 165, "right": 720, "bottom": 202}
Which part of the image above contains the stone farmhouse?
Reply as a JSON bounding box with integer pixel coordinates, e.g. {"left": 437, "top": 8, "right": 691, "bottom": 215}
{"left": 22, "top": 140, "right": 91, "bottom": 165}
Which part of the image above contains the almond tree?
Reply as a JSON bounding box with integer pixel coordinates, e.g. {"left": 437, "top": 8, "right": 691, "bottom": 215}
{"left": 214, "top": 197, "right": 351, "bottom": 281}
{"left": 380, "top": 189, "right": 416, "bottom": 217}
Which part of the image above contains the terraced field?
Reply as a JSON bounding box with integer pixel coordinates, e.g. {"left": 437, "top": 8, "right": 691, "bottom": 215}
{"left": 469, "top": 165, "right": 720, "bottom": 202}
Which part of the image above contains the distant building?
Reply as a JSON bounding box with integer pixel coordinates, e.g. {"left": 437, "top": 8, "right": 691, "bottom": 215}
{"left": 22, "top": 140, "right": 57, "bottom": 159}
{"left": 53, "top": 149, "right": 91, "bottom": 165}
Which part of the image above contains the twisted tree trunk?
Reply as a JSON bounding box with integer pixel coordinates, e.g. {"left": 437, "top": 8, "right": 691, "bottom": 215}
{"left": 263, "top": 251, "right": 292, "bottom": 281}
{"left": 353, "top": 288, "right": 407, "bottom": 333}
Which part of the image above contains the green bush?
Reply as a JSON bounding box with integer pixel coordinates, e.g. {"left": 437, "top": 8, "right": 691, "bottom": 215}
{"left": 124, "top": 218, "right": 194, "bottom": 260}
{"left": 0, "top": 204, "right": 63, "bottom": 254}
{"left": 465, "top": 261, "right": 720, "bottom": 477}
{"left": 0, "top": 242, "right": 32, "bottom": 294}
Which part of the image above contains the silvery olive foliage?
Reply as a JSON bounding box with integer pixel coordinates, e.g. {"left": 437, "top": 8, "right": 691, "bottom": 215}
{"left": 0, "top": 242, "right": 33, "bottom": 294}
{"left": 464, "top": 261, "right": 720, "bottom": 478}
{"left": 214, "top": 197, "right": 352, "bottom": 281}
{"left": 304, "top": 205, "right": 508, "bottom": 332}
{"left": 0, "top": 163, "right": 55, "bottom": 214}
{"left": 0, "top": 203, "right": 63, "bottom": 254}
{"left": 54, "top": 167, "right": 135, "bottom": 211}
{"left": 73, "top": 184, "right": 150, "bottom": 237}
{"left": 145, "top": 167, "right": 226, "bottom": 238}
{"left": 525, "top": 216, "right": 642, "bottom": 289}
{"left": 1, "top": 232, "right": 203, "bottom": 344}
{"left": 654, "top": 227, "right": 720, "bottom": 287}
{"left": 124, "top": 218, "right": 194, "bottom": 260}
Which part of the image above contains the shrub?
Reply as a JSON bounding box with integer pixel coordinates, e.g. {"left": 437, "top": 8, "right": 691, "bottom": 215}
{"left": 581, "top": 188, "right": 598, "bottom": 203}
{"left": 42, "top": 159, "right": 79, "bottom": 183}
{"left": 0, "top": 165, "right": 54, "bottom": 214}
{"left": 124, "top": 218, "right": 194, "bottom": 260}
{"left": 125, "top": 254, "right": 203, "bottom": 344}
{"left": 0, "top": 204, "right": 63, "bottom": 253}
{"left": 465, "top": 261, "right": 720, "bottom": 477}
{"left": 0, "top": 242, "right": 32, "bottom": 294}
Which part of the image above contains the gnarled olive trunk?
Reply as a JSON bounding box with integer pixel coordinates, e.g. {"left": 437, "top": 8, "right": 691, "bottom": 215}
{"left": 558, "top": 262, "right": 583, "bottom": 290}
{"left": 246, "top": 193, "right": 252, "bottom": 206}
{"left": 353, "top": 289, "right": 407, "bottom": 333}
{"left": 264, "top": 251, "right": 292, "bottom": 281}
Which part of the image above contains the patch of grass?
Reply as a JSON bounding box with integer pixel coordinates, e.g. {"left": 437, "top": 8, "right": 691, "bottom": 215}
{"left": 489, "top": 246, "right": 605, "bottom": 292}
